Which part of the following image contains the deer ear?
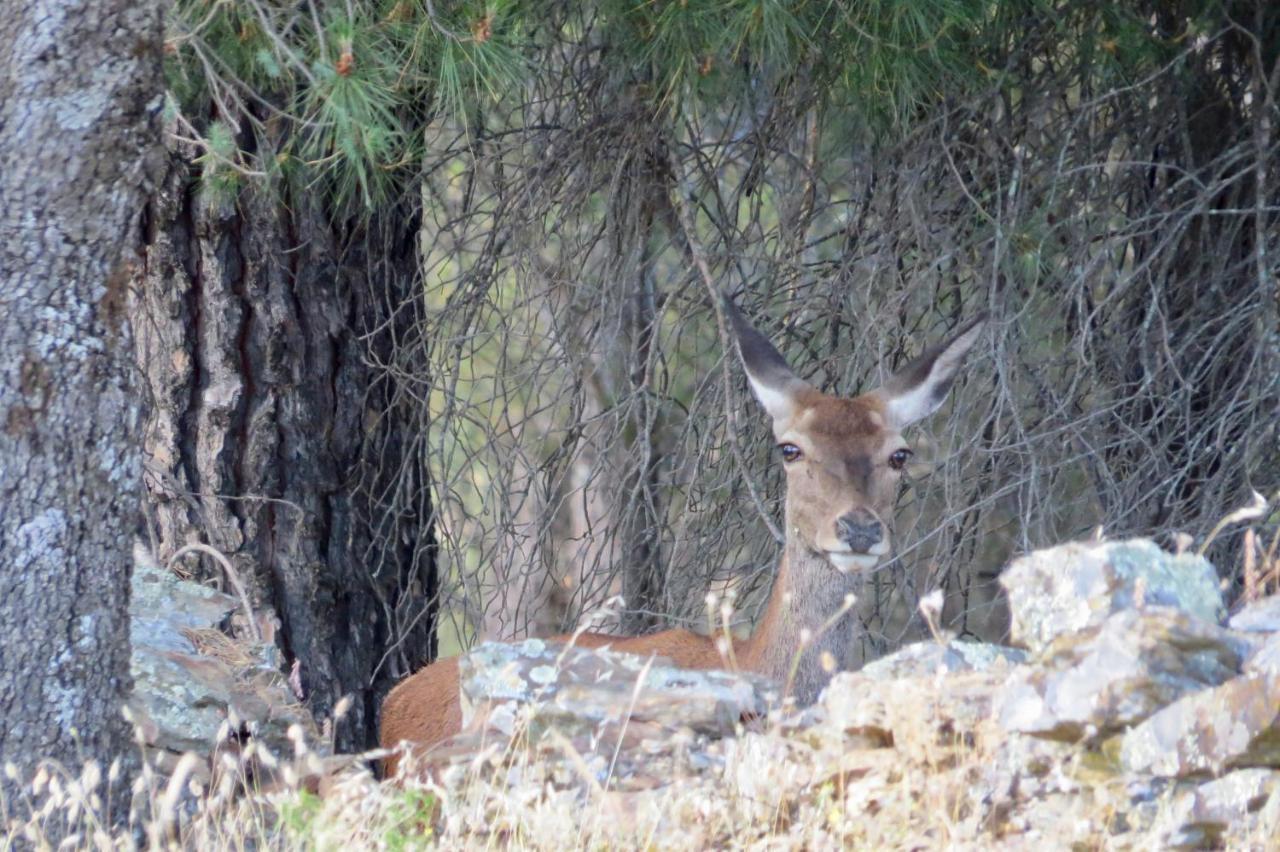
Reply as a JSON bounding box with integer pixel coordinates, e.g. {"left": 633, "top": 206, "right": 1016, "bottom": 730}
{"left": 722, "top": 294, "right": 813, "bottom": 424}
{"left": 876, "top": 313, "right": 987, "bottom": 428}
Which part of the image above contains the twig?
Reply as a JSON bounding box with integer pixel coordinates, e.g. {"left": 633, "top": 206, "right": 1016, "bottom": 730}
{"left": 168, "top": 543, "right": 264, "bottom": 644}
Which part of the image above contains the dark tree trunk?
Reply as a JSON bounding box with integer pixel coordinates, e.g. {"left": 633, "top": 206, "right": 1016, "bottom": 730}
{"left": 136, "top": 146, "right": 438, "bottom": 751}
{"left": 0, "top": 0, "right": 162, "bottom": 797}
{"left": 616, "top": 142, "right": 670, "bottom": 635}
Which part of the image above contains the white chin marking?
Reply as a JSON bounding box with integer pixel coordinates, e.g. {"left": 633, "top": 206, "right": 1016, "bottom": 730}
{"left": 827, "top": 552, "right": 881, "bottom": 573}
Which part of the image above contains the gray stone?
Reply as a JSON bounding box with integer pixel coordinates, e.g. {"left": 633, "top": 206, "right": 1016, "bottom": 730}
{"left": 425, "top": 640, "right": 783, "bottom": 792}
{"left": 458, "top": 640, "right": 774, "bottom": 742}
{"left": 996, "top": 607, "right": 1242, "bottom": 741}
{"left": 821, "top": 669, "right": 1004, "bottom": 752}
{"left": 1000, "top": 539, "right": 1224, "bottom": 657}
{"left": 1121, "top": 673, "right": 1280, "bottom": 777}
{"left": 128, "top": 645, "right": 234, "bottom": 753}
{"left": 1230, "top": 595, "right": 1280, "bottom": 633}
{"left": 981, "top": 732, "right": 1082, "bottom": 809}
{"left": 859, "top": 639, "right": 1025, "bottom": 680}
{"left": 131, "top": 554, "right": 238, "bottom": 652}
{"left": 1245, "top": 633, "right": 1280, "bottom": 676}
{"left": 1153, "top": 769, "right": 1280, "bottom": 849}
{"left": 127, "top": 554, "right": 316, "bottom": 758}
{"left": 1256, "top": 787, "right": 1280, "bottom": 845}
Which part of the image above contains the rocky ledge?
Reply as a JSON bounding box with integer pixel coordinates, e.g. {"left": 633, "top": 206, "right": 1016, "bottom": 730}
{"left": 405, "top": 538, "right": 1280, "bottom": 849}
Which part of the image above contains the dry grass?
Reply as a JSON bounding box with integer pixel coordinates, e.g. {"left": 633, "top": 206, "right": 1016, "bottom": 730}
{"left": 3, "top": 716, "right": 967, "bottom": 850}
{"left": 8, "top": 523, "right": 1280, "bottom": 850}
{"left": 179, "top": 629, "right": 256, "bottom": 670}
{"left": 7, "top": 681, "right": 1275, "bottom": 851}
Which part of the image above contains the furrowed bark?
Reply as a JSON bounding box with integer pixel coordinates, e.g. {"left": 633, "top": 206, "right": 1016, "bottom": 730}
{"left": 136, "top": 149, "right": 438, "bottom": 750}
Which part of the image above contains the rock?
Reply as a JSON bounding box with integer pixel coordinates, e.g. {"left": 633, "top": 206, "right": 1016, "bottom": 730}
{"left": 858, "top": 639, "right": 1025, "bottom": 680}
{"left": 821, "top": 669, "right": 1005, "bottom": 755}
{"left": 1121, "top": 673, "right": 1280, "bottom": 777}
{"left": 996, "top": 607, "right": 1243, "bottom": 741}
{"left": 1245, "top": 632, "right": 1280, "bottom": 676}
{"left": 1257, "top": 786, "right": 1280, "bottom": 844}
{"left": 458, "top": 639, "right": 774, "bottom": 743}
{"left": 129, "top": 644, "right": 236, "bottom": 753}
{"left": 980, "top": 733, "right": 1084, "bottom": 809}
{"left": 1000, "top": 539, "right": 1224, "bottom": 656}
{"left": 128, "top": 549, "right": 318, "bottom": 759}
{"left": 1230, "top": 594, "right": 1280, "bottom": 633}
{"left": 993, "top": 789, "right": 1128, "bottom": 848}
{"left": 1153, "top": 768, "right": 1280, "bottom": 849}
{"left": 722, "top": 732, "right": 824, "bottom": 819}
{"left": 131, "top": 550, "right": 239, "bottom": 651}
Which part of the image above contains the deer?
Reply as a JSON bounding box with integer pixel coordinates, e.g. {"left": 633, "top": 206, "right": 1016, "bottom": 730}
{"left": 379, "top": 296, "right": 987, "bottom": 777}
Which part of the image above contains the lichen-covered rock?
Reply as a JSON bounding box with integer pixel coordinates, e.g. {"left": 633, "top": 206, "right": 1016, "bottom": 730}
{"left": 858, "top": 639, "right": 1025, "bottom": 680}
{"left": 458, "top": 639, "right": 774, "bottom": 741}
{"left": 128, "top": 553, "right": 317, "bottom": 758}
{"left": 132, "top": 552, "right": 239, "bottom": 651}
{"left": 807, "top": 642, "right": 1021, "bottom": 752}
{"left": 1230, "top": 594, "right": 1280, "bottom": 633}
{"left": 1121, "top": 673, "right": 1280, "bottom": 777}
{"left": 422, "top": 640, "right": 780, "bottom": 792}
{"left": 1000, "top": 539, "right": 1224, "bottom": 656}
{"left": 1152, "top": 768, "right": 1280, "bottom": 849}
{"left": 992, "top": 788, "right": 1131, "bottom": 847}
{"left": 820, "top": 669, "right": 1005, "bottom": 755}
{"left": 373, "top": 537, "right": 1280, "bottom": 849}
{"left": 129, "top": 556, "right": 238, "bottom": 751}
{"left": 980, "top": 731, "right": 1085, "bottom": 810}
{"left": 1245, "top": 632, "right": 1280, "bottom": 676}
{"left": 1257, "top": 785, "right": 1280, "bottom": 845}
{"left": 996, "top": 607, "right": 1242, "bottom": 741}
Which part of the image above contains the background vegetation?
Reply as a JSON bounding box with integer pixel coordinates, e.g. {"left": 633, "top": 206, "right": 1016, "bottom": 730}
{"left": 159, "top": 0, "right": 1278, "bottom": 704}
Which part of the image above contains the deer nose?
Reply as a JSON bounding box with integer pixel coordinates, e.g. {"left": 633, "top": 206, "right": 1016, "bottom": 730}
{"left": 836, "top": 510, "right": 883, "bottom": 553}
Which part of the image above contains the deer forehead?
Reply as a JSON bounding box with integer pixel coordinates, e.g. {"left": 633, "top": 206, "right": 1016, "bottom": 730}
{"left": 779, "top": 396, "right": 901, "bottom": 456}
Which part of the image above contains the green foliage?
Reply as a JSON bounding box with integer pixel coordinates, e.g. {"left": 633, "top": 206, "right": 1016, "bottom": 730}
{"left": 160, "top": 0, "right": 982, "bottom": 212}
{"left": 823, "top": 0, "right": 985, "bottom": 126}
{"left": 164, "top": 1, "right": 1232, "bottom": 216}
{"left": 295, "top": 16, "right": 408, "bottom": 208}
{"left": 166, "top": 0, "right": 532, "bottom": 211}
{"left": 193, "top": 118, "right": 244, "bottom": 203}
{"left": 382, "top": 788, "right": 438, "bottom": 849}
{"left": 278, "top": 788, "right": 324, "bottom": 841}
{"left": 428, "top": 6, "right": 529, "bottom": 126}
{"left": 277, "top": 785, "right": 436, "bottom": 848}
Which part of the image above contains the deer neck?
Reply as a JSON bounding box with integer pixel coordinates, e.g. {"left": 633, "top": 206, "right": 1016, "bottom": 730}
{"left": 740, "top": 541, "right": 864, "bottom": 706}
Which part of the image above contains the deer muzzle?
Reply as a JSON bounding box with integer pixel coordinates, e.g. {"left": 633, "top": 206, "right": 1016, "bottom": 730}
{"left": 836, "top": 509, "right": 886, "bottom": 555}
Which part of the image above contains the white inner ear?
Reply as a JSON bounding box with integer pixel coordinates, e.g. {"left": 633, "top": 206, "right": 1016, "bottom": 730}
{"left": 885, "top": 322, "right": 984, "bottom": 427}
{"left": 747, "top": 376, "right": 797, "bottom": 423}
{"left": 885, "top": 381, "right": 941, "bottom": 427}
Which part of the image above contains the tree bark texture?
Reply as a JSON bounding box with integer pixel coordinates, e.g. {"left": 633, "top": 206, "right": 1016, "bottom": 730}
{"left": 0, "top": 0, "right": 163, "bottom": 792}
{"left": 136, "top": 150, "right": 438, "bottom": 751}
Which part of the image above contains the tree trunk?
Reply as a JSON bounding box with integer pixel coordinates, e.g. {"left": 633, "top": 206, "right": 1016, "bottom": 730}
{"left": 136, "top": 146, "right": 438, "bottom": 751}
{"left": 617, "top": 146, "right": 668, "bottom": 635}
{"left": 0, "top": 0, "right": 162, "bottom": 798}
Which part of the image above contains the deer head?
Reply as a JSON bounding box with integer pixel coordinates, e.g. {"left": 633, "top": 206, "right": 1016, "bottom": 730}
{"left": 724, "top": 296, "right": 986, "bottom": 573}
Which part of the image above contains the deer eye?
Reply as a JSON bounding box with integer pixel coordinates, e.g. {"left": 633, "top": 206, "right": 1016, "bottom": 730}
{"left": 778, "top": 443, "right": 803, "bottom": 463}
{"left": 888, "top": 448, "right": 913, "bottom": 470}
